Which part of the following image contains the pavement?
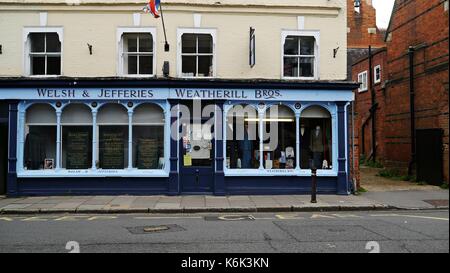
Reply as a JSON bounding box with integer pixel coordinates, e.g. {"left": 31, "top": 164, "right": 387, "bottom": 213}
{"left": 0, "top": 194, "right": 391, "bottom": 214}
{"left": 0, "top": 189, "right": 447, "bottom": 214}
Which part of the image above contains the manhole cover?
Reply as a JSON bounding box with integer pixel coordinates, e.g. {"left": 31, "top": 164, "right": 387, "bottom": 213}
{"left": 126, "top": 224, "right": 185, "bottom": 234}
{"left": 423, "top": 199, "right": 449, "bottom": 207}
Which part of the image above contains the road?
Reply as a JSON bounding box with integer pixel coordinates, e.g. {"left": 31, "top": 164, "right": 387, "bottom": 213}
{"left": 0, "top": 210, "right": 448, "bottom": 253}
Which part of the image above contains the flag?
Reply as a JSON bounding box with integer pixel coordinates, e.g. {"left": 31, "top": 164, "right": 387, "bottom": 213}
{"left": 143, "top": 0, "right": 161, "bottom": 18}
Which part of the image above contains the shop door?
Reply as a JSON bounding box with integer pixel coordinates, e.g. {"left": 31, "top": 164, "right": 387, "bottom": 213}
{"left": 0, "top": 124, "right": 7, "bottom": 195}
{"left": 179, "top": 102, "right": 215, "bottom": 194}
{"left": 416, "top": 129, "right": 443, "bottom": 186}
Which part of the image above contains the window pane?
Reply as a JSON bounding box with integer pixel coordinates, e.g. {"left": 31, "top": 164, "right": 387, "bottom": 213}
{"left": 62, "top": 126, "right": 92, "bottom": 169}
{"left": 226, "top": 105, "right": 259, "bottom": 169}
{"left": 97, "top": 104, "right": 128, "bottom": 124}
{"left": 299, "top": 57, "right": 314, "bottom": 77}
{"left": 99, "top": 126, "right": 128, "bottom": 169}
{"left": 132, "top": 126, "right": 164, "bottom": 169}
{"left": 300, "top": 107, "right": 332, "bottom": 170}
{"left": 31, "top": 56, "right": 45, "bottom": 75}
{"left": 182, "top": 56, "right": 196, "bottom": 76}
{"left": 263, "top": 106, "right": 296, "bottom": 169}
{"left": 182, "top": 122, "right": 213, "bottom": 167}
{"left": 182, "top": 34, "right": 196, "bottom": 53}
{"left": 139, "top": 34, "right": 153, "bottom": 52}
{"left": 198, "top": 34, "right": 212, "bottom": 53}
{"left": 46, "top": 56, "right": 61, "bottom": 75}
{"left": 24, "top": 126, "right": 56, "bottom": 170}
{"left": 139, "top": 55, "right": 153, "bottom": 75}
{"left": 124, "top": 34, "right": 138, "bottom": 52}
{"left": 300, "top": 37, "right": 314, "bottom": 55}
{"left": 30, "top": 33, "right": 45, "bottom": 52}
{"left": 283, "top": 57, "right": 299, "bottom": 77}
{"left": 198, "top": 56, "right": 212, "bottom": 77}
{"left": 127, "top": 55, "right": 138, "bottom": 74}
{"left": 284, "top": 36, "right": 299, "bottom": 55}
{"left": 46, "top": 33, "right": 61, "bottom": 53}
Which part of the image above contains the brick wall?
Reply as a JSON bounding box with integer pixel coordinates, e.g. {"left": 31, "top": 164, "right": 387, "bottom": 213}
{"left": 352, "top": 48, "right": 387, "bottom": 188}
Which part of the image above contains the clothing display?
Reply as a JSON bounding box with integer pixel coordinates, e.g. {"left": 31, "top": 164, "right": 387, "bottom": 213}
{"left": 310, "top": 126, "right": 324, "bottom": 153}
{"left": 24, "top": 131, "right": 47, "bottom": 170}
{"left": 238, "top": 129, "right": 253, "bottom": 168}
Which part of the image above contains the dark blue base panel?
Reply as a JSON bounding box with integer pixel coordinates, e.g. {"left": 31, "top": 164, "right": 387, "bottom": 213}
{"left": 224, "top": 176, "right": 338, "bottom": 195}
{"left": 16, "top": 177, "right": 169, "bottom": 196}
{"left": 14, "top": 176, "right": 342, "bottom": 196}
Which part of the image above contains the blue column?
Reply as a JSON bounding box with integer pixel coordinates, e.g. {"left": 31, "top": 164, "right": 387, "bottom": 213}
{"left": 336, "top": 102, "right": 349, "bottom": 195}
{"left": 168, "top": 99, "right": 180, "bottom": 195}
{"left": 214, "top": 100, "right": 225, "bottom": 195}
{"left": 7, "top": 101, "right": 18, "bottom": 196}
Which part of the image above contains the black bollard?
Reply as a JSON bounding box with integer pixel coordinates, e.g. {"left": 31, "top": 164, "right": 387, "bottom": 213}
{"left": 311, "top": 167, "right": 317, "bottom": 203}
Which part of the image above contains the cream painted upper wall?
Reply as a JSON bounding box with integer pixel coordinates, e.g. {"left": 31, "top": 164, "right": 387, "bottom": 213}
{"left": 0, "top": 1, "right": 347, "bottom": 80}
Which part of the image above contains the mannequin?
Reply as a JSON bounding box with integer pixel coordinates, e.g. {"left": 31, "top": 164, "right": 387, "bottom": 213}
{"left": 309, "top": 125, "right": 324, "bottom": 169}
{"left": 239, "top": 122, "right": 253, "bottom": 168}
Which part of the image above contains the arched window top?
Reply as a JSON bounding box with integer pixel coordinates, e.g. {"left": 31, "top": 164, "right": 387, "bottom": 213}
{"left": 26, "top": 103, "right": 56, "bottom": 124}
{"left": 97, "top": 103, "right": 128, "bottom": 124}
{"left": 301, "top": 105, "right": 331, "bottom": 118}
{"left": 61, "top": 104, "right": 92, "bottom": 124}
{"left": 265, "top": 104, "right": 295, "bottom": 120}
{"left": 227, "top": 104, "right": 258, "bottom": 117}
{"left": 133, "top": 103, "right": 164, "bottom": 125}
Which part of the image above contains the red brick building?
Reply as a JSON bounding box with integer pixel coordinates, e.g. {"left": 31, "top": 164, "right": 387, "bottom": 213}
{"left": 347, "top": 0, "right": 386, "bottom": 79}
{"left": 352, "top": 0, "right": 449, "bottom": 187}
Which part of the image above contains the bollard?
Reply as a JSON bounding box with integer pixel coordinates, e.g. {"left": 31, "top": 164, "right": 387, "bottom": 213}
{"left": 311, "top": 168, "right": 317, "bottom": 203}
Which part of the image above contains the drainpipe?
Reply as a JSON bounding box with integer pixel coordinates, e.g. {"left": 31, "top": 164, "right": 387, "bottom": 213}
{"left": 369, "top": 45, "right": 377, "bottom": 161}
{"left": 408, "top": 46, "right": 416, "bottom": 176}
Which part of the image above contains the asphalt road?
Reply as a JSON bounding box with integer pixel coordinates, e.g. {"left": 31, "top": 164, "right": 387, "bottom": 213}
{"left": 0, "top": 210, "right": 448, "bottom": 253}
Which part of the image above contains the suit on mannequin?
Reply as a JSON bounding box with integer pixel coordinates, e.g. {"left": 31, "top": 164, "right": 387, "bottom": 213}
{"left": 309, "top": 125, "right": 324, "bottom": 169}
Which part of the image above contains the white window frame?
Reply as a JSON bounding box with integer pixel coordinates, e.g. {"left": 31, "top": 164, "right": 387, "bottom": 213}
{"left": 281, "top": 30, "right": 320, "bottom": 80}
{"left": 17, "top": 101, "right": 171, "bottom": 178}
{"left": 23, "top": 27, "right": 64, "bottom": 77}
{"left": 222, "top": 102, "right": 338, "bottom": 177}
{"left": 117, "top": 27, "right": 157, "bottom": 77}
{"left": 358, "top": 71, "right": 368, "bottom": 92}
{"left": 177, "top": 28, "right": 217, "bottom": 78}
{"left": 374, "top": 65, "right": 381, "bottom": 84}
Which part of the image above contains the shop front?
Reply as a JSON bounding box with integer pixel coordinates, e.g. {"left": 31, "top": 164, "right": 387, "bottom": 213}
{"left": 0, "top": 79, "right": 356, "bottom": 196}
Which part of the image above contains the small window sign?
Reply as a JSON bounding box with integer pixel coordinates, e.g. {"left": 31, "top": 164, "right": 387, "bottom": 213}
{"left": 249, "top": 27, "right": 256, "bottom": 67}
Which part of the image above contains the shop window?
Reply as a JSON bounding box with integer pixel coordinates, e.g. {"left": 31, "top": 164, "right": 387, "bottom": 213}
{"left": 180, "top": 33, "right": 214, "bottom": 77}
{"left": 121, "top": 33, "right": 154, "bottom": 75}
{"left": 358, "top": 71, "right": 368, "bottom": 92}
{"left": 300, "top": 106, "right": 332, "bottom": 170}
{"left": 24, "top": 104, "right": 56, "bottom": 170}
{"left": 262, "top": 105, "right": 296, "bottom": 169}
{"left": 374, "top": 65, "right": 381, "bottom": 84}
{"left": 27, "top": 32, "right": 61, "bottom": 76}
{"left": 61, "top": 104, "right": 93, "bottom": 169}
{"left": 132, "top": 104, "right": 165, "bottom": 169}
{"left": 283, "top": 36, "right": 316, "bottom": 78}
{"left": 97, "top": 104, "right": 129, "bottom": 169}
{"left": 226, "top": 104, "right": 259, "bottom": 169}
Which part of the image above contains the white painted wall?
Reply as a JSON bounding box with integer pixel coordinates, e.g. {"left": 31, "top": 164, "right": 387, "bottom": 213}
{"left": 0, "top": 0, "right": 347, "bottom": 80}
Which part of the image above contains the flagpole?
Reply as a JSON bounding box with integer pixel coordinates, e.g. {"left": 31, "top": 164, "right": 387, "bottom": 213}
{"left": 159, "top": 1, "right": 169, "bottom": 51}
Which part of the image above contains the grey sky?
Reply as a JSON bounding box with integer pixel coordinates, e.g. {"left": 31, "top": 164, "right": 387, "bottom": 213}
{"left": 372, "top": 0, "right": 395, "bottom": 29}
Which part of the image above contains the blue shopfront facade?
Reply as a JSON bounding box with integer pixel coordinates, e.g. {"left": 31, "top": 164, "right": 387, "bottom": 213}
{"left": 0, "top": 79, "right": 357, "bottom": 196}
